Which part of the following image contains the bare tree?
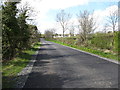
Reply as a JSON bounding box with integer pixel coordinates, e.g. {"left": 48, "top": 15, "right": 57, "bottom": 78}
{"left": 107, "top": 10, "right": 118, "bottom": 32}
{"left": 69, "top": 22, "right": 75, "bottom": 37}
{"left": 77, "top": 10, "right": 97, "bottom": 44}
{"left": 56, "top": 10, "right": 71, "bottom": 37}
{"left": 103, "top": 23, "right": 109, "bottom": 33}
{"left": 17, "top": 1, "right": 38, "bottom": 25}
{"left": 44, "top": 29, "right": 54, "bottom": 39}
{"left": 107, "top": 10, "right": 118, "bottom": 46}
{"left": 50, "top": 28, "right": 56, "bottom": 35}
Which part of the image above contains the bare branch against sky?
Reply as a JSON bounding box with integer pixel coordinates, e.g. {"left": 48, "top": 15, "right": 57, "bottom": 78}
{"left": 56, "top": 10, "right": 72, "bottom": 37}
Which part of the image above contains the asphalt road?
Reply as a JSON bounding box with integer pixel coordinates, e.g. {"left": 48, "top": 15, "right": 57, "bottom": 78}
{"left": 24, "top": 38, "right": 119, "bottom": 88}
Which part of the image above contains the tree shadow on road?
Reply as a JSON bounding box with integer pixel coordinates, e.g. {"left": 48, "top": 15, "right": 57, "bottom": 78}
{"left": 41, "top": 44, "right": 53, "bottom": 46}
{"left": 23, "top": 72, "right": 64, "bottom": 88}
{"left": 36, "top": 53, "right": 78, "bottom": 62}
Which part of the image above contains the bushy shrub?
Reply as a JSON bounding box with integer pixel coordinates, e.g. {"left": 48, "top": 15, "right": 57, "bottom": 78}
{"left": 53, "top": 32, "right": 119, "bottom": 54}
{"left": 114, "top": 31, "right": 120, "bottom": 53}
{"left": 90, "top": 33, "right": 113, "bottom": 50}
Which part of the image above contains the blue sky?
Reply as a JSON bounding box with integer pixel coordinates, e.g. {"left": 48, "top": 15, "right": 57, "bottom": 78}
{"left": 19, "top": 0, "right": 118, "bottom": 34}
{"left": 46, "top": 2, "right": 118, "bottom": 21}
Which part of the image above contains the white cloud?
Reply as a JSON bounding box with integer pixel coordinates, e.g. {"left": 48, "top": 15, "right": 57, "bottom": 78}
{"left": 20, "top": 0, "right": 89, "bottom": 21}
{"left": 93, "top": 5, "right": 118, "bottom": 32}
{"left": 65, "top": 5, "right": 118, "bottom": 33}
{"left": 38, "top": 4, "right": 118, "bottom": 33}
{"left": 41, "top": 0, "right": 89, "bottom": 9}
{"left": 18, "top": 0, "right": 89, "bottom": 33}
{"left": 37, "top": 21, "right": 56, "bottom": 30}
{"left": 18, "top": 0, "right": 118, "bottom": 34}
{"left": 93, "top": 5, "right": 118, "bottom": 22}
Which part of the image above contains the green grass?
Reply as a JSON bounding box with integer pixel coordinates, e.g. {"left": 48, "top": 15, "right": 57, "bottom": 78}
{"left": 2, "top": 42, "right": 41, "bottom": 88}
{"left": 48, "top": 40, "right": 118, "bottom": 61}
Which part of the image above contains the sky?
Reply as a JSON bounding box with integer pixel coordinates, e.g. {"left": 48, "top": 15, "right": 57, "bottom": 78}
{"left": 18, "top": 0, "right": 119, "bottom": 34}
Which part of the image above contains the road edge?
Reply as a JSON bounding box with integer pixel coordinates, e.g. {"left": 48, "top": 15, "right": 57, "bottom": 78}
{"left": 49, "top": 41, "right": 119, "bottom": 65}
{"left": 15, "top": 47, "right": 40, "bottom": 88}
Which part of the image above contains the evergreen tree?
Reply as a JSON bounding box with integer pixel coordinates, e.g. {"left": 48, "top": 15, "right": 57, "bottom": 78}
{"left": 2, "top": 2, "right": 20, "bottom": 60}
{"left": 17, "top": 10, "right": 30, "bottom": 49}
{"left": 2, "top": 1, "right": 39, "bottom": 60}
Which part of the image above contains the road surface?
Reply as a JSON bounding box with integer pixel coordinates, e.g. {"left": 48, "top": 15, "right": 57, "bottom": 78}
{"left": 24, "top": 38, "right": 119, "bottom": 88}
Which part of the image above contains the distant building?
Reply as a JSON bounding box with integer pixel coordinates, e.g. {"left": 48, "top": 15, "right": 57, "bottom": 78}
{"left": 53, "top": 34, "right": 78, "bottom": 38}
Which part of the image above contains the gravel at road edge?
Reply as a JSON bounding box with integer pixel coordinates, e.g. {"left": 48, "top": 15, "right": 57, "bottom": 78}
{"left": 15, "top": 47, "right": 40, "bottom": 88}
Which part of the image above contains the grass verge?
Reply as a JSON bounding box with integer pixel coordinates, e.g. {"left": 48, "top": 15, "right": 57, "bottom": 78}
{"left": 48, "top": 40, "right": 118, "bottom": 61}
{"left": 2, "top": 42, "right": 41, "bottom": 88}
